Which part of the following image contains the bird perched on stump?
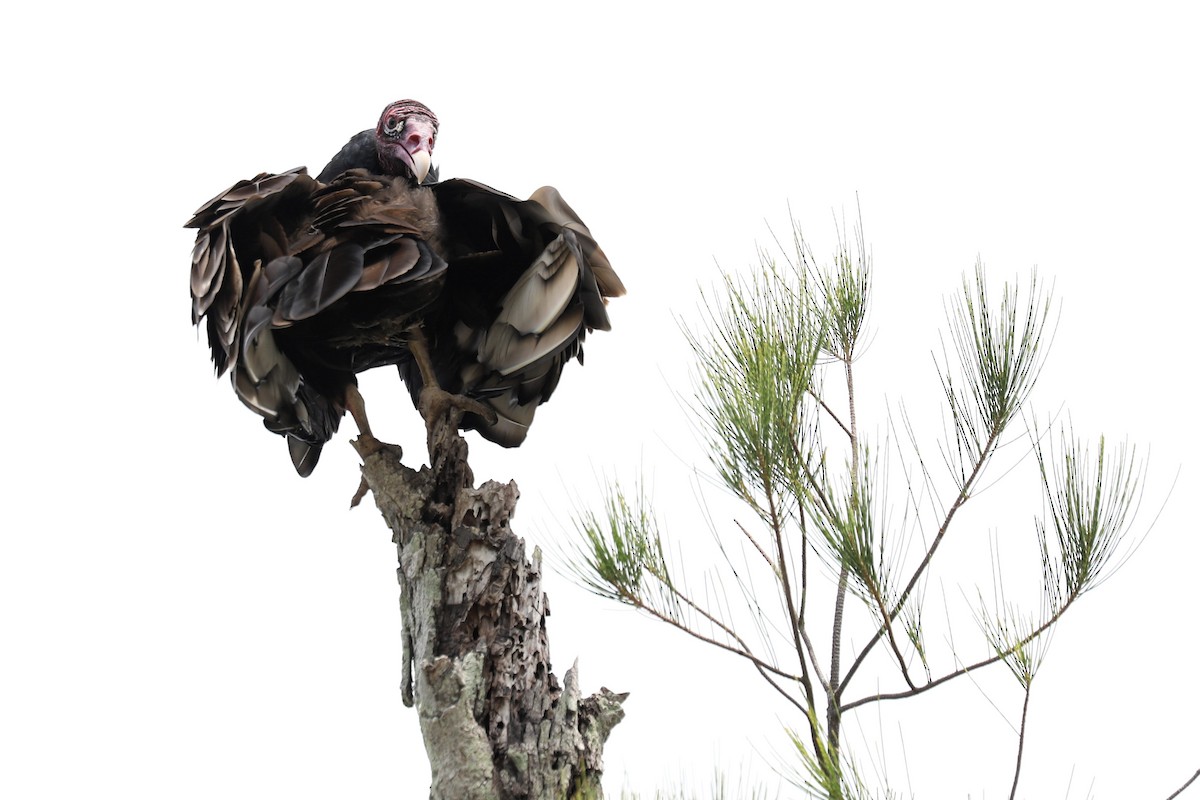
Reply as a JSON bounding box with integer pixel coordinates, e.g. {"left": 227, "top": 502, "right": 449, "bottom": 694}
{"left": 188, "top": 100, "right": 624, "bottom": 476}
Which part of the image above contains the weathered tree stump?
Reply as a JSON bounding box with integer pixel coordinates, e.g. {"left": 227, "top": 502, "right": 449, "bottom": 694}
{"left": 354, "top": 412, "right": 625, "bottom": 800}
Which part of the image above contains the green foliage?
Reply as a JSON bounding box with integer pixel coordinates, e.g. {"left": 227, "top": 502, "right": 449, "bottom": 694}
{"left": 809, "top": 220, "right": 871, "bottom": 364}
{"left": 570, "top": 209, "right": 1153, "bottom": 799}
{"left": 571, "top": 480, "right": 672, "bottom": 607}
{"left": 976, "top": 595, "right": 1052, "bottom": 689}
{"left": 938, "top": 262, "right": 1053, "bottom": 485}
{"left": 804, "top": 443, "right": 888, "bottom": 605}
{"left": 784, "top": 710, "right": 896, "bottom": 800}
{"left": 1036, "top": 430, "right": 1144, "bottom": 602}
{"left": 684, "top": 252, "right": 823, "bottom": 525}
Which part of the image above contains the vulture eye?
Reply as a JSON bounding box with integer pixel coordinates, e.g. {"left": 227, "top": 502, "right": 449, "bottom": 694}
{"left": 386, "top": 116, "right": 403, "bottom": 133}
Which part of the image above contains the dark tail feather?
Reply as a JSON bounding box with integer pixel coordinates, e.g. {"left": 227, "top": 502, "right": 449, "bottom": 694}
{"left": 288, "top": 438, "right": 322, "bottom": 477}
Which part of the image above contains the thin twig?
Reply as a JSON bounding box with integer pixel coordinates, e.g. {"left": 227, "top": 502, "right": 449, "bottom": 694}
{"left": 841, "top": 592, "right": 1074, "bottom": 713}
{"left": 1166, "top": 768, "right": 1200, "bottom": 800}
{"left": 809, "top": 387, "right": 851, "bottom": 439}
{"left": 735, "top": 519, "right": 777, "bottom": 570}
{"left": 796, "top": 503, "right": 817, "bottom": 714}
{"left": 638, "top": 588, "right": 806, "bottom": 684}
{"left": 1008, "top": 684, "right": 1033, "bottom": 800}
{"left": 758, "top": 450, "right": 823, "bottom": 753}
{"left": 712, "top": 524, "right": 789, "bottom": 664}
{"left": 798, "top": 625, "right": 833, "bottom": 700}
{"left": 869, "top": 583, "right": 917, "bottom": 691}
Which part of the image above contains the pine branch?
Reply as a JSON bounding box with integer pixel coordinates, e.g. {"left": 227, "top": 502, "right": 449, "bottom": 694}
{"left": 840, "top": 593, "right": 1072, "bottom": 713}
{"left": 837, "top": 426, "right": 999, "bottom": 701}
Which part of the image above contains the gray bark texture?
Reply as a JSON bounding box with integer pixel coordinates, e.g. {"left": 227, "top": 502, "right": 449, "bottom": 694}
{"left": 353, "top": 407, "right": 626, "bottom": 800}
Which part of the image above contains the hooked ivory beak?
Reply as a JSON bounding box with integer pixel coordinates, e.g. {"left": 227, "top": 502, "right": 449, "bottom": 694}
{"left": 410, "top": 150, "right": 432, "bottom": 183}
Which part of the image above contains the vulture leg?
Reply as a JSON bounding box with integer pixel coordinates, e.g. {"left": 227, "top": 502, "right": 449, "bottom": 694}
{"left": 407, "top": 324, "right": 497, "bottom": 505}
{"left": 346, "top": 383, "right": 403, "bottom": 508}
{"left": 407, "top": 325, "right": 499, "bottom": 429}
{"left": 345, "top": 383, "right": 381, "bottom": 449}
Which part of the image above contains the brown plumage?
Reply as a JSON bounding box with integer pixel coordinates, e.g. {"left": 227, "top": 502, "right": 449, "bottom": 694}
{"left": 188, "top": 100, "right": 624, "bottom": 475}
{"left": 411, "top": 178, "right": 624, "bottom": 446}
{"left": 188, "top": 168, "right": 446, "bottom": 475}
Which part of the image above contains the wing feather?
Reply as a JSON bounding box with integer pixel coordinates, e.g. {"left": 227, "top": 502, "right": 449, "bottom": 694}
{"left": 189, "top": 168, "right": 445, "bottom": 474}
{"left": 273, "top": 244, "right": 365, "bottom": 323}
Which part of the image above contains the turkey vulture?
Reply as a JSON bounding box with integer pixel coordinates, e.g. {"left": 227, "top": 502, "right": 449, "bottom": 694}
{"left": 188, "top": 100, "right": 624, "bottom": 476}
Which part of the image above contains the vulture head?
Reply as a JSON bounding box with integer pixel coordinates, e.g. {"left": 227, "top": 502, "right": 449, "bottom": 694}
{"left": 375, "top": 99, "right": 438, "bottom": 184}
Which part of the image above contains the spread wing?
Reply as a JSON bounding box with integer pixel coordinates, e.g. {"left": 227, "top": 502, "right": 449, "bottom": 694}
{"left": 187, "top": 169, "right": 447, "bottom": 474}
{"left": 411, "top": 179, "right": 626, "bottom": 446}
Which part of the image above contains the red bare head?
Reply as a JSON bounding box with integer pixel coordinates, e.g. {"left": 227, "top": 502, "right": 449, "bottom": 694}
{"left": 375, "top": 100, "right": 439, "bottom": 183}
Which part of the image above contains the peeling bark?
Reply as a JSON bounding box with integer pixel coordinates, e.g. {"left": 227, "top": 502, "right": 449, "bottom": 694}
{"left": 354, "top": 415, "right": 625, "bottom": 799}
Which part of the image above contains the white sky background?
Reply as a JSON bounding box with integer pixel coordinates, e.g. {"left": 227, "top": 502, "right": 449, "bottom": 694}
{"left": 2, "top": 2, "right": 1197, "bottom": 797}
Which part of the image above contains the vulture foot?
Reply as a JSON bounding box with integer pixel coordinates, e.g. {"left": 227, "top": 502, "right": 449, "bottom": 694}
{"left": 345, "top": 383, "right": 404, "bottom": 507}
{"left": 417, "top": 385, "right": 499, "bottom": 432}
{"left": 349, "top": 435, "right": 405, "bottom": 508}
{"left": 352, "top": 431, "right": 404, "bottom": 460}
{"left": 408, "top": 322, "right": 498, "bottom": 442}
{"left": 406, "top": 325, "right": 497, "bottom": 428}
{"left": 416, "top": 385, "right": 493, "bottom": 505}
